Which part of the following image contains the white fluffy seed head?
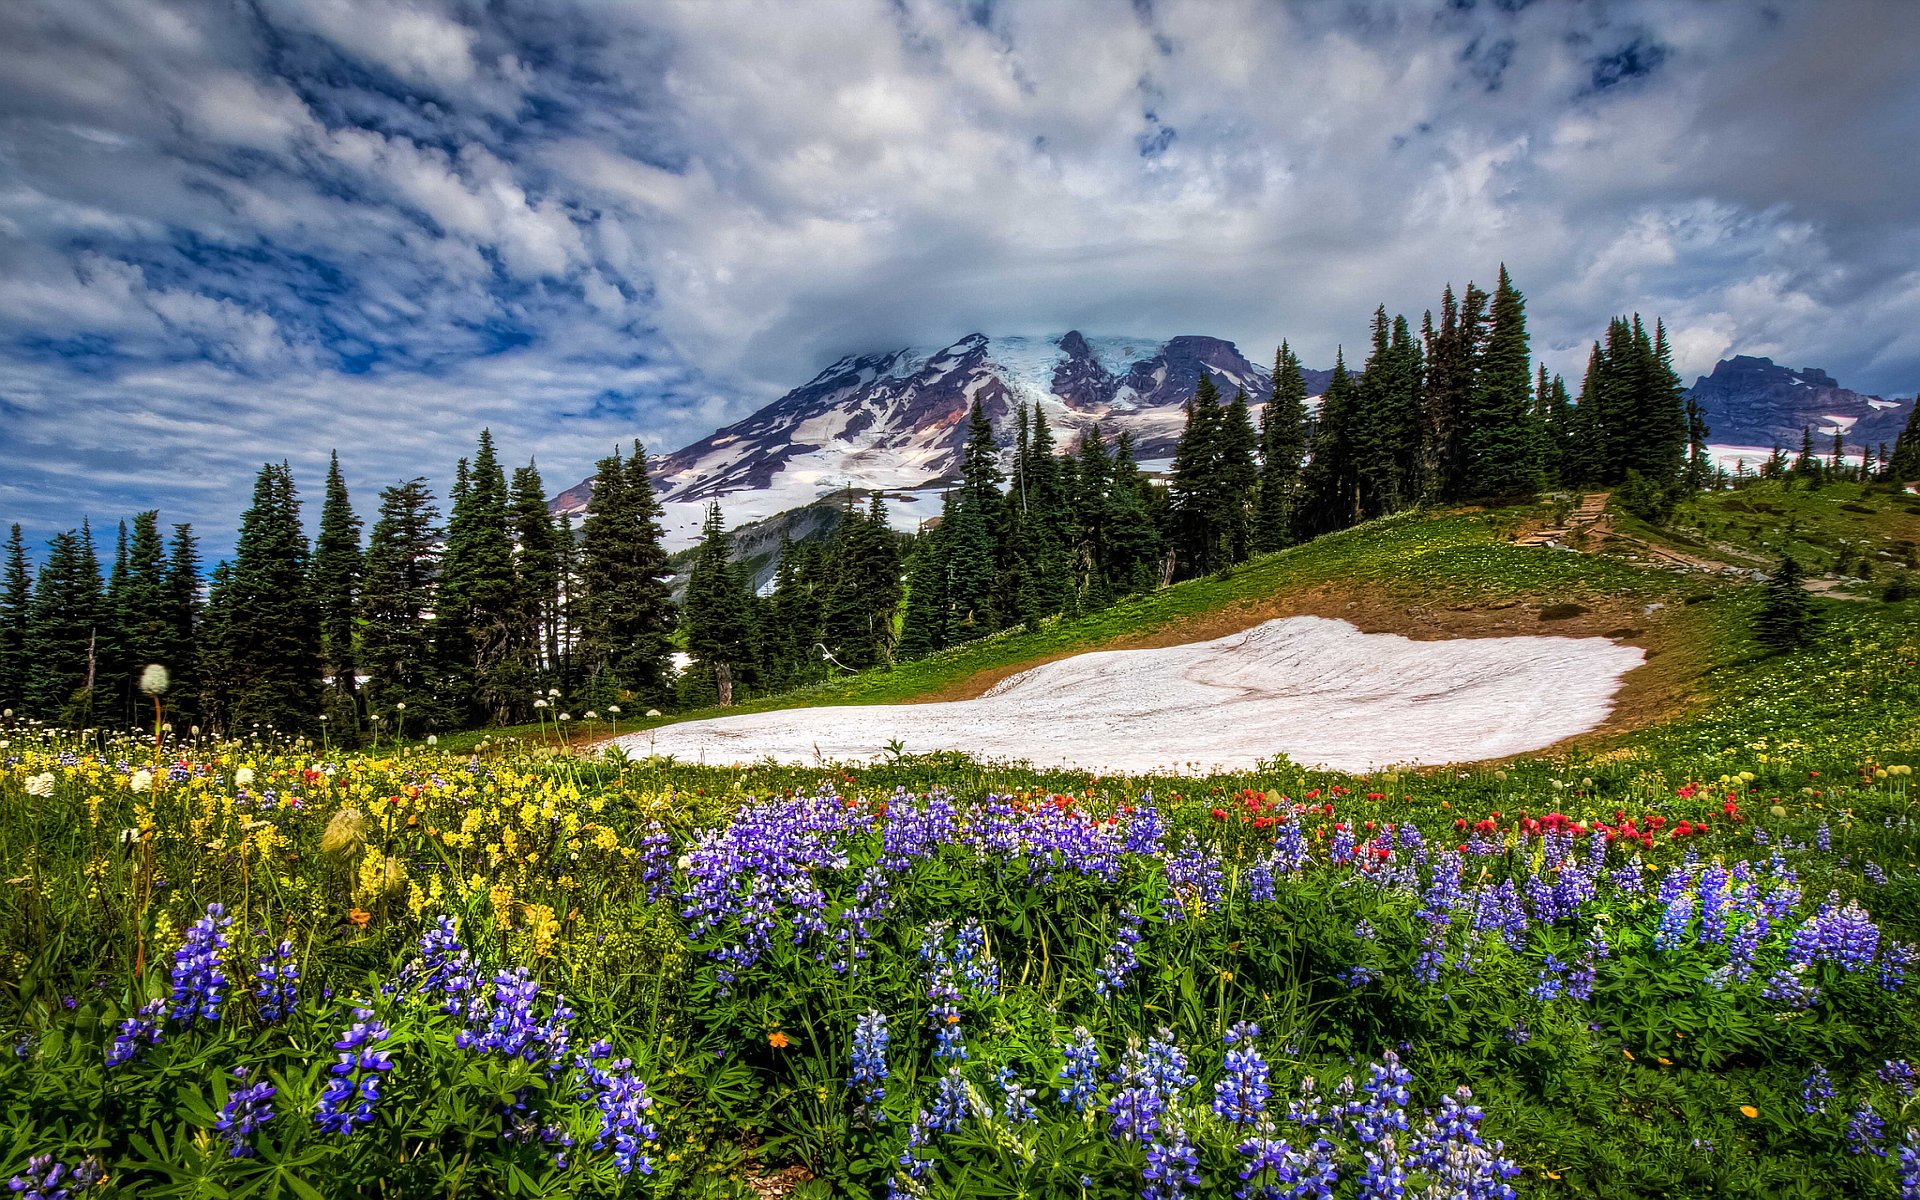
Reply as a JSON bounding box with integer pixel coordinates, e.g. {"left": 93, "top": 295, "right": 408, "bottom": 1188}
{"left": 139, "top": 664, "right": 170, "bottom": 695}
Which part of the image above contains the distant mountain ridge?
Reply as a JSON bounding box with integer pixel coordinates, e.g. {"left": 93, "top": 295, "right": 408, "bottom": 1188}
{"left": 1686, "top": 355, "right": 1910, "bottom": 448}
{"left": 552, "top": 332, "right": 1329, "bottom": 525}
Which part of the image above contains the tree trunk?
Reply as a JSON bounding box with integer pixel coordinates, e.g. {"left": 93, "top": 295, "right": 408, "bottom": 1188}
{"left": 715, "top": 662, "right": 733, "bottom": 708}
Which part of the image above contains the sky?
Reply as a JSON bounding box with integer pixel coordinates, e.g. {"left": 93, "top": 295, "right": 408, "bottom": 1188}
{"left": 3, "top": 0, "right": 1919, "bottom": 561}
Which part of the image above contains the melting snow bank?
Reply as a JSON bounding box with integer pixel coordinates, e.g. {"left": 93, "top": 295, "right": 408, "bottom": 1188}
{"left": 614, "top": 615, "right": 1646, "bottom": 774}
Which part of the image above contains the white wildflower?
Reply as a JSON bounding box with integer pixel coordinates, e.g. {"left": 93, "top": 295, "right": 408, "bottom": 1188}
{"left": 139, "top": 663, "right": 170, "bottom": 695}
{"left": 24, "top": 772, "right": 54, "bottom": 798}
{"left": 129, "top": 769, "right": 154, "bottom": 794}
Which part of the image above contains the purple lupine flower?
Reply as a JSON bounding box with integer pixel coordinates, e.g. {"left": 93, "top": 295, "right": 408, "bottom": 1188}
{"left": 1898, "top": 1131, "right": 1920, "bottom": 1200}
{"left": 579, "top": 1056, "right": 657, "bottom": 1175}
{"left": 998, "top": 1066, "right": 1038, "bottom": 1124}
{"left": 1057, "top": 1027, "right": 1099, "bottom": 1112}
{"left": 1846, "top": 1105, "right": 1886, "bottom": 1156}
{"left": 850, "top": 1010, "right": 889, "bottom": 1108}
{"left": 1162, "top": 834, "right": 1225, "bottom": 920}
{"left": 252, "top": 940, "right": 299, "bottom": 1022}
{"left": 171, "top": 902, "right": 232, "bottom": 1025}
{"left": 1141, "top": 1124, "right": 1201, "bottom": 1200}
{"left": 1801, "top": 1065, "right": 1834, "bottom": 1114}
{"left": 928, "top": 1067, "right": 970, "bottom": 1134}
{"left": 1213, "top": 1026, "right": 1269, "bottom": 1127}
{"left": 106, "top": 998, "right": 167, "bottom": 1068}
{"left": 216, "top": 1067, "right": 277, "bottom": 1157}
{"left": 5, "top": 1154, "right": 104, "bottom": 1200}
{"left": 1655, "top": 893, "right": 1694, "bottom": 952}
{"left": 1530, "top": 955, "right": 1567, "bottom": 1001}
{"left": 1271, "top": 819, "right": 1310, "bottom": 873}
{"left": 1878, "top": 1059, "right": 1918, "bottom": 1098}
{"left": 1095, "top": 908, "right": 1144, "bottom": 997}
{"left": 1882, "top": 941, "right": 1914, "bottom": 992}
{"left": 1816, "top": 821, "right": 1832, "bottom": 852}
{"left": 314, "top": 1008, "right": 394, "bottom": 1135}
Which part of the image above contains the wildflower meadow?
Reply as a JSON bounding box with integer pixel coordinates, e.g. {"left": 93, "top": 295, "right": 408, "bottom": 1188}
{"left": 3, "top": 687, "right": 1920, "bottom": 1200}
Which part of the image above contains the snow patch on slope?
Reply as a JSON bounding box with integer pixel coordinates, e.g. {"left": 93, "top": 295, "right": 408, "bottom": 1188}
{"left": 615, "top": 616, "right": 1644, "bottom": 773}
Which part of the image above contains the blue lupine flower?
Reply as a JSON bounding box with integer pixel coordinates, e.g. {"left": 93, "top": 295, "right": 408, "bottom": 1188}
{"left": 1878, "top": 1059, "right": 1918, "bottom": 1098}
{"left": 579, "top": 1056, "right": 657, "bottom": 1175}
{"left": 314, "top": 1008, "right": 394, "bottom": 1135}
{"left": 1057, "top": 1027, "right": 1100, "bottom": 1112}
{"left": 1141, "top": 1124, "right": 1201, "bottom": 1200}
{"left": 929, "top": 1067, "right": 970, "bottom": 1134}
{"left": 998, "top": 1065, "right": 1038, "bottom": 1124}
{"left": 1898, "top": 1131, "right": 1920, "bottom": 1200}
{"left": 1655, "top": 893, "right": 1694, "bottom": 951}
{"left": 1162, "top": 834, "right": 1225, "bottom": 920}
{"left": 216, "top": 1067, "right": 277, "bottom": 1158}
{"left": 1095, "top": 908, "right": 1144, "bottom": 997}
{"left": 5, "top": 1154, "right": 104, "bottom": 1200}
{"left": 171, "top": 902, "right": 232, "bottom": 1025}
{"left": 252, "top": 940, "right": 299, "bottom": 1022}
{"left": 106, "top": 998, "right": 167, "bottom": 1069}
{"left": 1847, "top": 1104, "right": 1886, "bottom": 1156}
{"left": 850, "top": 1010, "right": 889, "bottom": 1108}
{"left": 1213, "top": 1028, "right": 1270, "bottom": 1127}
{"left": 1801, "top": 1065, "right": 1834, "bottom": 1114}
{"left": 1530, "top": 955, "right": 1567, "bottom": 1001}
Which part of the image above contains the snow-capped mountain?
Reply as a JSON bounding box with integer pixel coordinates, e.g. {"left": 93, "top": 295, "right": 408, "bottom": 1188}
{"left": 1687, "top": 355, "right": 1910, "bottom": 449}
{"left": 554, "top": 332, "right": 1326, "bottom": 548}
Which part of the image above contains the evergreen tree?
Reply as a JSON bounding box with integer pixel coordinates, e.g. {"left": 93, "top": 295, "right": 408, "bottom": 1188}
{"left": 359, "top": 478, "right": 442, "bottom": 730}
{"left": 821, "top": 493, "right": 901, "bottom": 669}
{"left": 576, "top": 443, "right": 675, "bottom": 704}
{"left": 1792, "top": 426, "right": 1820, "bottom": 482}
{"left": 198, "top": 561, "right": 235, "bottom": 735}
{"left": 947, "top": 403, "right": 1004, "bottom": 638}
{"left": 1298, "top": 351, "right": 1358, "bottom": 536}
{"left": 0, "top": 525, "right": 29, "bottom": 711}
{"left": 1168, "top": 374, "right": 1234, "bottom": 576}
{"left": 99, "top": 521, "right": 132, "bottom": 723}
{"left": 1104, "top": 433, "right": 1164, "bottom": 593}
{"left": 1461, "top": 265, "right": 1542, "bottom": 498}
{"left": 312, "top": 452, "right": 363, "bottom": 736}
{"left": 1754, "top": 555, "right": 1819, "bottom": 651}
{"left": 1255, "top": 342, "right": 1310, "bottom": 551}
{"left": 1420, "top": 283, "right": 1487, "bottom": 500}
{"left": 1022, "top": 403, "right": 1075, "bottom": 620}
{"left": 1889, "top": 392, "right": 1920, "bottom": 483}
{"left": 682, "top": 503, "right": 756, "bottom": 705}
{"left": 437, "top": 430, "right": 519, "bottom": 723}
{"left": 1685, "top": 395, "right": 1714, "bottom": 491}
{"left": 225, "top": 463, "right": 322, "bottom": 736}
{"left": 509, "top": 461, "right": 562, "bottom": 702}
{"left": 24, "top": 526, "right": 104, "bottom": 723}
{"left": 162, "top": 525, "right": 203, "bottom": 730}
{"left": 765, "top": 535, "right": 825, "bottom": 686}
{"left": 1218, "top": 389, "right": 1260, "bottom": 562}
{"left": 897, "top": 514, "right": 950, "bottom": 661}
{"left": 1353, "top": 310, "right": 1424, "bottom": 517}
{"left": 1072, "top": 425, "right": 1116, "bottom": 606}
{"left": 117, "top": 512, "right": 173, "bottom": 725}
{"left": 1565, "top": 342, "right": 1608, "bottom": 486}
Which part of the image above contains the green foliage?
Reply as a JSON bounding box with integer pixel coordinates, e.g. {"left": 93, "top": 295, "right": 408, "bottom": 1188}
{"left": 577, "top": 442, "right": 676, "bottom": 707}
{"left": 224, "top": 463, "right": 323, "bottom": 738}
{"left": 1754, "top": 555, "right": 1820, "bottom": 651}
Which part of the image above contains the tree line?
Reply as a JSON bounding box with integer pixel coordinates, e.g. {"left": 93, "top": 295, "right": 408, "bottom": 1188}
{"left": 7, "top": 264, "right": 1917, "bottom": 736}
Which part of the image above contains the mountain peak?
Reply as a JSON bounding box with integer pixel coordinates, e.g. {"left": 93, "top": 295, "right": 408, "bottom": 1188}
{"left": 1688, "top": 356, "right": 1907, "bottom": 446}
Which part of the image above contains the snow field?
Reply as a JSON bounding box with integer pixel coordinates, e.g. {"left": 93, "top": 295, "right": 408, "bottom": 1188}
{"left": 614, "top": 615, "right": 1646, "bottom": 774}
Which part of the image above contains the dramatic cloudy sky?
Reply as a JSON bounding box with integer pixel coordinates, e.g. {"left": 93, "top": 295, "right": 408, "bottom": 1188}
{"left": 4, "top": 0, "right": 1918, "bottom": 558}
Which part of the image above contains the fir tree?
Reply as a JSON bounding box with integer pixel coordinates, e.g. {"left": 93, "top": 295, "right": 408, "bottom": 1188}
{"left": 1353, "top": 310, "right": 1424, "bottom": 517}
{"left": 947, "top": 403, "right": 1004, "bottom": 638}
{"left": 198, "top": 562, "right": 235, "bottom": 735}
{"left": 897, "top": 513, "right": 950, "bottom": 661}
{"left": 1255, "top": 342, "right": 1310, "bottom": 551}
{"left": 1685, "top": 395, "right": 1714, "bottom": 491}
{"left": 1168, "top": 374, "right": 1234, "bottom": 576}
{"left": 509, "top": 462, "right": 562, "bottom": 704}
{"left": 576, "top": 442, "right": 675, "bottom": 705}
{"left": 117, "top": 512, "right": 172, "bottom": 725}
{"left": 225, "top": 463, "right": 322, "bottom": 736}
{"left": 765, "top": 534, "right": 826, "bottom": 686}
{"left": 437, "top": 430, "right": 519, "bottom": 723}
{"left": 1072, "top": 425, "right": 1115, "bottom": 605}
{"left": 682, "top": 503, "right": 756, "bottom": 705}
{"left": 821, "top": 493, "right": 901, "bottom": 669}
{"left": 1218, "top": 389, "right": 1260, "bottom": 562}
{"left": 163, "top": 525, "right": 203, "bottom": 729}
{"left": 1104, "top": 433, "right": 1164, "bottom": 593}
{"left": 312, "top": 452, "right": 363, "bottom": 735}
{"left": 99, "top": 521, "right": 132, "bottom": 722}
{"left": 1461, "top": 265, "right": 1542, "bottom": 498}
{"left": 25, "top": 526, "right": 104, "bottom": 723}
{"left": 1889, "top": 393, "right": 1920, "bottom": 483}
{"left": 1298, "top": 351, "right": 1358, "bottom": 536}
{"left": 1754, "top": 556, "right": 1819, "bottom": 651}
{"left": 359, "top": 478, "right": 442, "bottom": 729}
{"left": 0, "top": 525, "right": 29, "bottom": 711}
{"left": 1792, "top": 426, "right": 1820, "bottom": 482}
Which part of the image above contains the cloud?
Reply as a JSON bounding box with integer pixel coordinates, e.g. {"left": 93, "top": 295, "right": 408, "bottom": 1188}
{"left": 1, "top": 0, "right": 1917, "bottom": 559}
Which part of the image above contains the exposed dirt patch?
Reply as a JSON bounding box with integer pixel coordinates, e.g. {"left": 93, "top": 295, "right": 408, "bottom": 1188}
{"left": 907, "top": 579, "right": 1710, "bottom": 753}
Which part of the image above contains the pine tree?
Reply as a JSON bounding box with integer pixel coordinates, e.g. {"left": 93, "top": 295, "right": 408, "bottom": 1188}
{"left": 0, "top": 525, "right": 29, "bottom": 711}
{"left": 576, "top": 442, "right": 675, "bottom": 705}
{"left": 1353, "top": 310, "right": 1424, "bottom": 517}
{"left": 1218, "top": 389, "right": 1260, "bottom": 563}
{"left": 312, "top": 452, "right": 363, "bottom": 736}
{"left": 1072, "top": 425, "right": 1115, "bottom": 606}
{"left": 947, "top": 403, "right": 1004, "bottom": 638}
{"left": 360, "top": 478, "right": 442, "bottom": 729}
{"left": 99, "top": 520, "right": 132, "bottom": 723}
{"left": 1105, "top": 433, "right": 1164, "bottom": 593}
{"left": 1168, "top": 374, "right": 1228, "bottom": 576}
{"left": 1462, "top": 266, "right": 1542, "bottom": 498}
{"left": 198, "top": 561, "right": 236, "bottom": 735}
{"left": 1684, "top": 395, "right": 1713, "bottom": 491}
{"left": 1255, "top": 343, "right": 1310, "bottom": 551}
{"left": 118, "top": 512, "right": 173, "bottom": 726}
{"left": 897, "top": 513, "right": 950, "bottom": 661}
{"left": 1889, "top": 393, "right": 1920, "bottom": 483}
{"left": 1023, "top": 403, "right": 1074, "bottom": 620}
{"left": 1754, "top": 556, "right": 1819, "bottom": 651}
{"left": 509, "top": 462, "right": 561, "bottom": 703}
{"left": 162, "top": 525, "right": 202, "bottom": 729}
{"left": 1421, "top": 283, "right": 1488, "bottom": 501}
{"left": 765, "top": 534, "right": 825, "bottom": 685}
{"left": 821, "top": 493, "right": 901, "bottom": 669}
{"left": 25, "top": 527, "right": 104, "bottom": 723}
{"left": 225, "top": 463, "right": 322, "bottom": 736}
{"left": 436, "top": 430, "right": 519, "bottom": 723}
{"left": 1792, "top": 426, "right": 1820, "bottom": 482}
{"left": 683, "top": 503, "right": 755, "bottom": 705}
{"left": 1298, "top": 351, "right": 1358, "bottom": 536}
